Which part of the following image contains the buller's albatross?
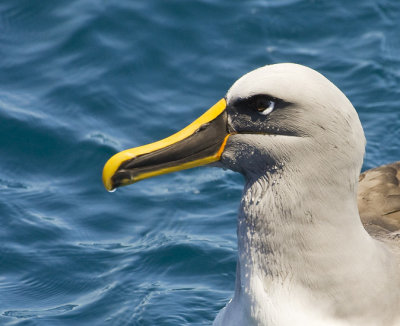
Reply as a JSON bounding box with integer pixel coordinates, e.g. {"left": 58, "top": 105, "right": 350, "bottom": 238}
{"left": 102, "top": 64, "right": 400, "bottom": 326}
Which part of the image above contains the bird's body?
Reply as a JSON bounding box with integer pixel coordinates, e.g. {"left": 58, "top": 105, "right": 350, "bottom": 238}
{"left": 213, "top": 162, "right": 400, "bottom": 326}
{"left": 103, "top": 63, "right": 400, "bottom": 325}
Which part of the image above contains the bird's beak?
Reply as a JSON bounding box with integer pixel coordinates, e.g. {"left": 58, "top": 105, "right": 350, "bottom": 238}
{"left": 102, "top": 98, "right": 230, "bottom": 191}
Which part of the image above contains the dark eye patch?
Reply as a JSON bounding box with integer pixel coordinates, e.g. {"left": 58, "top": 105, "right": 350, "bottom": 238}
{"left": 230, "top": 94, "right": 290, "bottom": 113}
{"left": 226, "top": 94, "right": 302, "bottom": 137}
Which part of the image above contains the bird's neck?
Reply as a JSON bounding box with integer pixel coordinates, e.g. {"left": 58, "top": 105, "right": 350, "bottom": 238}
{"left": 233, "top": 167, "right": 397, "bottom": 324}
{"left": 238, "top": 168, "right": 367, "bottom": 280}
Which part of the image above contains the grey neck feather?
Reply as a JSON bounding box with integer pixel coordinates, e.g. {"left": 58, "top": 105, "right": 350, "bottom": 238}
{"left": 233, "top": 165, "right": 400, "bottom": 324}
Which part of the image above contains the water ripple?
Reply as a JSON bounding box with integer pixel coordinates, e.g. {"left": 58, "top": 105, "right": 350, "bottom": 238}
{"left": 4, "top": 304, "right": 78, "bottom": 319}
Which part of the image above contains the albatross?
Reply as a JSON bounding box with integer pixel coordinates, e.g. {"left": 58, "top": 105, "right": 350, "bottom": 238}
{"left": 102, "top": 63, "right": 400, "bottom": 326}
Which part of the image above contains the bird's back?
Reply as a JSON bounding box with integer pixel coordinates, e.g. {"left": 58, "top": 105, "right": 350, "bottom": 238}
{"left": 358, "top": 162, "right": 400, "bottom": 250}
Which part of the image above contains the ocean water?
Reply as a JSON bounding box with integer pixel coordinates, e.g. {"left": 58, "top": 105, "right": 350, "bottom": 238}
{"left": 0, "top": 1, "right": 399, "bottom": 325}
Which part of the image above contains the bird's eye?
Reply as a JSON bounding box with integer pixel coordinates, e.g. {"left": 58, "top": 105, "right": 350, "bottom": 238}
{"left": 256, "top": 100, "right": 275, "bottom": 116}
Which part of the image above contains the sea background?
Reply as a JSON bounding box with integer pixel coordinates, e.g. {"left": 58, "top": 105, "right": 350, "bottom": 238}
{"left": 0, "top": 1, "right": 399, "bottom": 325}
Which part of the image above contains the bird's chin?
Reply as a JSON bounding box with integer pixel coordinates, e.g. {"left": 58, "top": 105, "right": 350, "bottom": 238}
{"left": 220, "top": 133, "right": 291, "bottom": 179}
{"left": 220, "top": 135, "right": 266, "bottom": 175}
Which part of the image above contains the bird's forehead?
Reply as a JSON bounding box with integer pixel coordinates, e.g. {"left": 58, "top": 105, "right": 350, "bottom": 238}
{"left": 226, "top": 63, "right": 329, "bottom": 105}
{"left": 224, "top": 63, "right": 364, "bottom": 145}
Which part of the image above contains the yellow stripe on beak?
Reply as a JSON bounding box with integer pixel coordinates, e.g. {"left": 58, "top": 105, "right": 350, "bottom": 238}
{"left": 102, "top": 98, "right": 228, "bottom": 191}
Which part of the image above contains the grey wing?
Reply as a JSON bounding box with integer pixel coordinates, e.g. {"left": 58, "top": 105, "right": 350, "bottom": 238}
{"left": 358, "top": 161, "right": 400, "bottom": 241}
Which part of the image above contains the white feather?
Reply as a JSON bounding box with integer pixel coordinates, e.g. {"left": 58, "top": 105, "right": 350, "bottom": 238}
{"left": 215, "top": 64, "right": 400, "bottom": 326}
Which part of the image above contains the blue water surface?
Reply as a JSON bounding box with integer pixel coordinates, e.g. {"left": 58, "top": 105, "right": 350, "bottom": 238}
{"left": 0, "top": 1, "right": 399, "bottom": 325}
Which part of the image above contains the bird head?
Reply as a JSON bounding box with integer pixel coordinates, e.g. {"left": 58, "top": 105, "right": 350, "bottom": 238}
{"left": 102, "top": 63, "right": 365, "bottom": 191}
